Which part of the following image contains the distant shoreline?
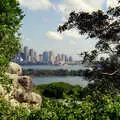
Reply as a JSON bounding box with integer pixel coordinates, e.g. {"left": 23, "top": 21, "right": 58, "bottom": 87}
{"left": 19, "top": 63, "right": 81, "bottom": 66}
{"left": 23, "top": 69, "right": 92, "bottom": 78}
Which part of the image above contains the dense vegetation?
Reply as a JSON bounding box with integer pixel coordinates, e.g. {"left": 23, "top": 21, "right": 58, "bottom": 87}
{"left": 0, "top": 93, "right": 120, "bottom": 120}
{"left": 34, "top": 82, "right": 84, "bottom": 99}
{"left": 0, "top": 0, "right": 24, "bottom": 74}
{"left": 0, "top": 0, "right": 24, "bottom": 92}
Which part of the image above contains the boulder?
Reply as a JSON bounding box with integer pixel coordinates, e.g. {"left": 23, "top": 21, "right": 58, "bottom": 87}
{"left": 14, "top": 91, "right": 42, "bottom": 105}
{"left": 1, "top": 67, "right": 42, "bottom": 108}
{"left": 30, "top": 92, "right": 42, "bottom": 104}
{"left": 6, "top": 62, "right": 22, "bottom": 75}
{"left": 18, "top": 76, "right": 32, "bottom": 92}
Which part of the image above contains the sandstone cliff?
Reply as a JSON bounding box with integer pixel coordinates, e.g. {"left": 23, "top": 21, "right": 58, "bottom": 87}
{"left": 0, "top": 62, "right": 42, "bottom": 108}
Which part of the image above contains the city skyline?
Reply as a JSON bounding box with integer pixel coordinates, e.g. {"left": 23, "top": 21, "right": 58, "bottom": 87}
{"left": 19, "top": 0, "right": 117, "bottom": 60}
{"left": 22, "top": 45, "right": 74, "bottom": 58}
{"left": 14, "top": 46, "right": 74, "bottom": 65}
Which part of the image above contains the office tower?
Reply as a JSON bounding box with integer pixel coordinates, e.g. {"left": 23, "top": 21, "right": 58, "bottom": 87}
{"left": 65, "top": 55, "right": 68, "bottom": 62}
{"left": 39, "top": 54, "right": 43, "bottom": 63}
{"left": 49, "top": 51, "right": 54, "bottom": 63}
{"left": 28, "top": 56, "right": 32, "bottom": 62}
{"left": 28, "top": 49, "right": 34, "bottom": 62}
{"left": 32, "top": 51, "right": 37, "bottom": 62}
{"left": 34, "top": 51, "right": 37, "bottom": 58}
{"left": 24, "top": 46, "right": 29, "bottom": 61}
{"left": 29, "top": 49, "right": 34, "bottom": 57}
{"left": 43, "top": 51, "right": 49, "bottom": 63}
{"left": 61, "top": 54, "right": 65, "bottom": 61}
{"left": 69, "top": 56, "right": 73, "bottom": 62}
{"left": 50, "top": 56, "right": 55, "bottom": 64}
{"left": 56, "top": 54, "right": 61, "bottom": 61}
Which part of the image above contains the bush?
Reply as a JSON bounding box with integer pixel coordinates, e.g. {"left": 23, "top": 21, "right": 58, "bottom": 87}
{"left": 36, "top": 82, "right": 74, "bottom": 99}
{"left": 28, "top": 94, "right": 120, "bottom": 120}
{"left": 0, "top": 0, "right": 24, "bottom": 74}
{"left": 0, "top": 98, "right": 29, "bottom": 120}
{"left": 0, "top": 91, "right": 120, "bottom": 120}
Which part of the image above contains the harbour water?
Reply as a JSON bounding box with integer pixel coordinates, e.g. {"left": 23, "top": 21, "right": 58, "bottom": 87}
{"left": 21, "top": 65, "right": 88, "bottom": 70}
{"left": 32, "top": 76, "right": 89, "bottom": 87}
{"left": 22, "top": 65, "right": 89, "bottom": 87}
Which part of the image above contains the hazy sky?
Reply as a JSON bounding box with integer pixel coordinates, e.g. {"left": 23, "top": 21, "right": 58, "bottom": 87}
{"left": 19, "top": 0, "right": 117, "bottom": 60}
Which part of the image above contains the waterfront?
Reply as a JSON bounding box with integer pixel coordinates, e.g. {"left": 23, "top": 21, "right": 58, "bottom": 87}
{"left": 21, "top": 65, "right": 88, "bottom": 70}
{"left": 22, "top": 65, "right": 89, "bottom": 87}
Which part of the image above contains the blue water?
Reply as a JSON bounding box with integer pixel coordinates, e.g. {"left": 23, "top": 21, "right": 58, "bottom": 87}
{"left": 32, "top": 76, "right": 89, "bottom": 87}
{"left": 22, "top": 65, "right": 88, "bottom": 71}
{"left": 22, "top": 65, "right": 89, "bottom": 87}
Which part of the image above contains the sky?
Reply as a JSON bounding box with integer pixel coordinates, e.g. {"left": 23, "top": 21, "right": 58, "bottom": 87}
{"left": 19, "top": 0, "right": 118, "bottom": 60}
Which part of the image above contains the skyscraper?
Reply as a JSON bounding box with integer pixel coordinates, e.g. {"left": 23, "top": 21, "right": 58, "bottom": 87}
{"left": 43, "top": 51, "right": 49, "bottom": 63}
{"left": 69, "top": 56, "right": 73, "bottom": 62}
{"left": 49, "top": 51, "right": 54, "bottom": 63}
{"left": 29, "top": 49, "right": 34, "bottom": 57}
{"left": 56, "top": 54, "right": 61, "bottom": 61}
{"left": 61, "top": 54, "right": 65, "bottom": 61}
{"left": 65, "top": 55, "right": 68, "bottom": 62}
{"left": 24, "top": 46, "right": 29, "bottom": 61}
{"left": 39, "top": 54, "right": 43, "bottom": 63}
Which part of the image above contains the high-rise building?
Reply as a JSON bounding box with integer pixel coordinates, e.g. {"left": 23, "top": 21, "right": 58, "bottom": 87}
{"left": 29, "top": 49, "right": 34, "bottom": 57}
{"left": 34, "top": 51, "right": 37, "bottom": 57}
{"left": 56, "top": 54, "right": 61, "bottom": 61}
{"left": 50, "top": 56, "right": 55, "bottom": 64}
{"left": 43, "top": 51, "right": 49, "bottom": 63}
{"left": 65, "top": 55, "right": 68, "bottom": 62}
{"left": 28, "top": 56, "right": 32, "bottom": 62}
{"left": 30, "top": 51, "right": 37, "bottom": 62}
{"left": 49, "top": 51, "right": 54, "bottom": 63}
{"left": 38, "top": 54, "right": 43, "bottom": 63}
{"left": 61, "top": 54, "right": 65, "bottom": 61}
{"left": 24, "top": 46, "right": 29, "bottom": 61}
{"left": 28, "top": 49, "right": 34, "bottom": 62}
{"left": 69, "top": 56, "right": 73, "bottom": 62}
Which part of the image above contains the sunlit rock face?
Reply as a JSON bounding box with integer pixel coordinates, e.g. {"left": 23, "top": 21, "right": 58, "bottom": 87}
{"left": 6, "top": 62, "right": 22, "bottom": 76}
{"left": 1, "top": 62, "right": 42, "bottom": 108}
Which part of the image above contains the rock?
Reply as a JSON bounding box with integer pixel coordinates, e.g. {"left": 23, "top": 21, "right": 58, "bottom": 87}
{"left": 30, "top": 92, "right": 42, "bottom": 105}
{"left": 6, "top": 62, "right": 22, "bottom": 76}
{"left": 9, "top": 99, "right": 20, "bottom": 107}
{"left": 1, "top": 67, "right": 42, "bottom": 108}
{"left": 14, "top": 91, "right": 42, "bottom": 105}
{"left": 18, "top": 76, "right": 32, "bottom": 92}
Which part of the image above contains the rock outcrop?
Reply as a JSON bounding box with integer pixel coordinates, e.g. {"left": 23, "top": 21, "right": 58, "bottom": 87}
{"left": 6, "top": 62, "right": 22, "bottom": 75}
{"left": 0, "top": 62, "right": 42, "bottom": 108}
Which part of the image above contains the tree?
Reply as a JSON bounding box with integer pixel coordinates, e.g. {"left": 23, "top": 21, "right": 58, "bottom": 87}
{"left": 58, "top": 0, "right": 120, "bottom": 73}
{"left": 0, "top": 0, "right": 24, "bottom": 74}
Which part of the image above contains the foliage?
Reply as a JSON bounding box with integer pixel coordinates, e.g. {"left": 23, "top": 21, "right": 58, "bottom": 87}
{"left": 0, "top": 0, "right": 24, "bottom": 93}
{"left": 0, "top": 82, "right": 120, "bottom": 120}
{"left": 0, "top": 0, "right": 24, "bottom": 74}
{"left": 57, "top": 0, "right": 120, "bottom": 95}
{"left": 58, "top": 0, "right": 120, "bottom": 72}
{"left": 1, "top": 93, "right": 119, "bottom": 120}
{"left": 0, "top": 98, "right": 30, "bottom": 120}
{"left": 0, "top": 73, "right": 12, "bottom": 92}
{"left": 35, "top": 82, "right": 83, "bottom": 99}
